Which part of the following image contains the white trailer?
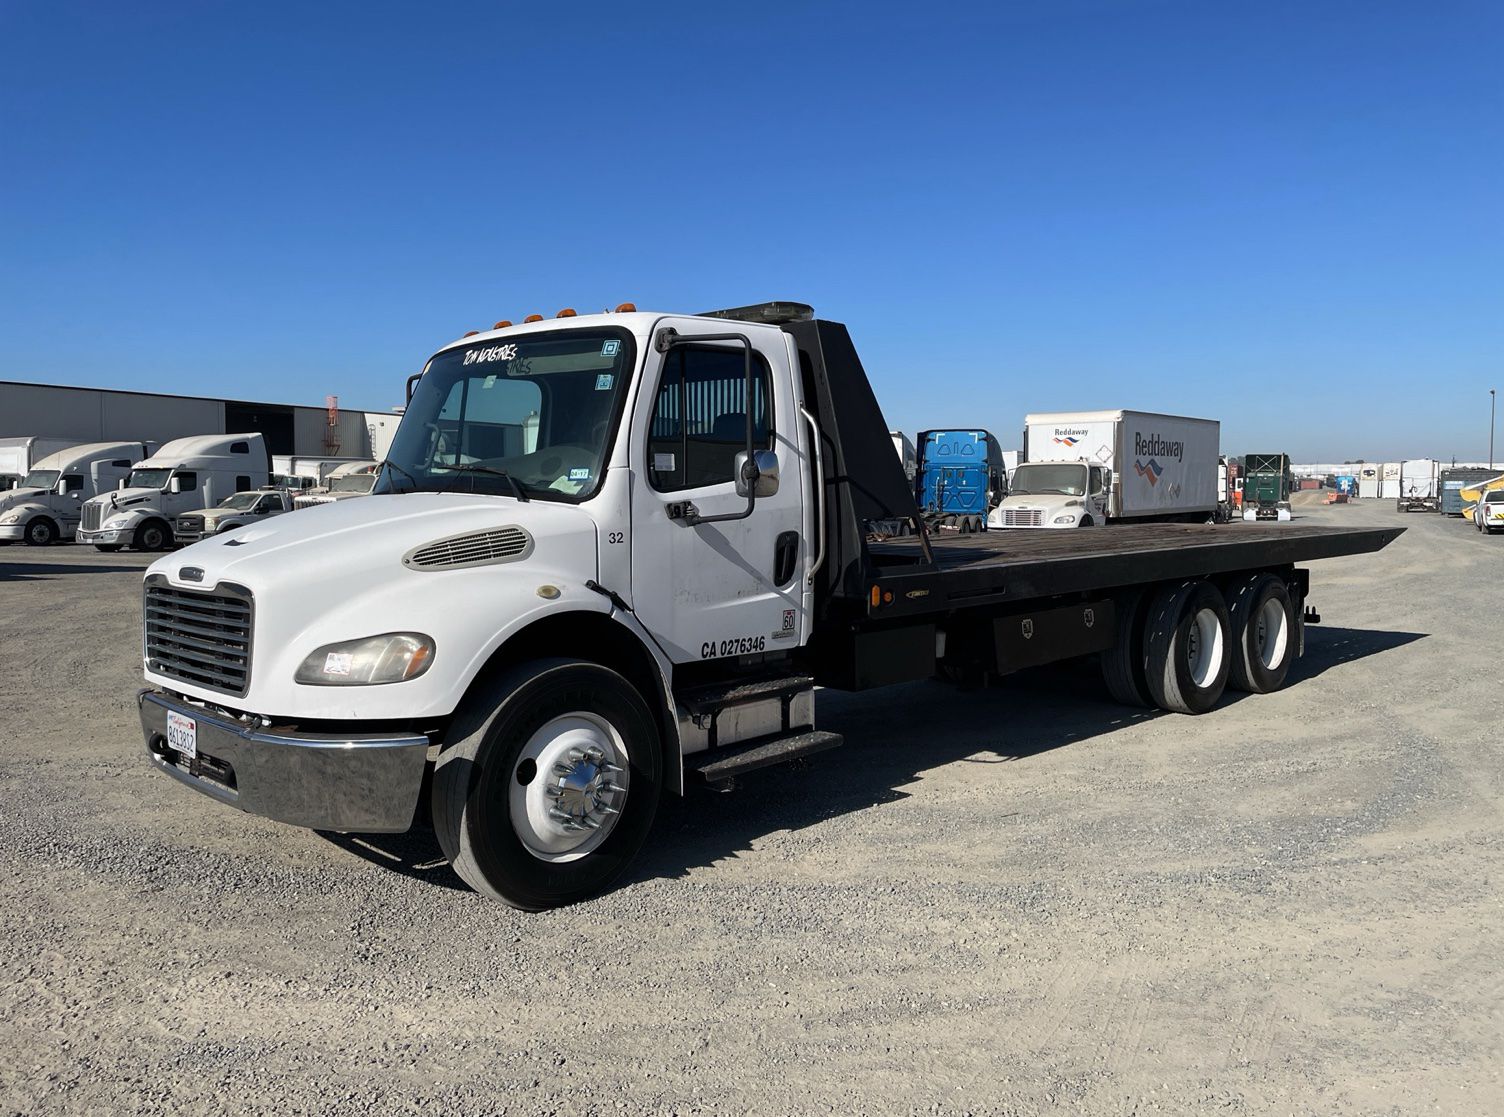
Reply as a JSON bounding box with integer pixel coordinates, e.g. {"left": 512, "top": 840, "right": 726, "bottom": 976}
{"left": 0, "top": 442, "right": 154, "bottom": 545}
{"left": 76, "top": 434, "right": 269, "bottom": 551}
{"left": 0, "top": 437, "right": 82, "bottom": 491}
{"left": 889, "top": 431, "right": 916, "bottom": 483}
{"left": 270, "top": 455, "right": 373, "bottom": 492}
{"left": 1379, "top": 462, "right": 1402, "bottom": 500}
{"left": 1357, "top": 465, "right": 1380, "bottom": 499}
{"left": 991, "top": 409, "right": 1219, "bottom": 529}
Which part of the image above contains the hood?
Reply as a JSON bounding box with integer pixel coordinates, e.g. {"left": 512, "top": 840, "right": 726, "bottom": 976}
{"left": 150, "top": 492, "right": 596, "bottom": 594}
{"left": 0, "top": 487, "right": 46, "bottom": 512}
{"left": 143, "top": 492, "right": 602, "bottom": 720}
{"left": 998, "top": 492, "right": 1077, "bottom": 511}
{"left": 85, "top": 487, "right": 161, "bottom": 513}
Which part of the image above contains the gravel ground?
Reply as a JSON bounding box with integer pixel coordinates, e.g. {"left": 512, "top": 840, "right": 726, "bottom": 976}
{"left": 1, "top": 502, "right": 1500, "bottom": 1115}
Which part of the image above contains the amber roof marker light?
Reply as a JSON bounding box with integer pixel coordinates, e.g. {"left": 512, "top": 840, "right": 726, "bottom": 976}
{"left": 493, "top": 320, "right": 512, "bottom": 329}
{"left": 615, "top": 302, "right": 636, "bottom": 313}
{"left": 523, "top": 314, "right": 543, "bottom": 323}
{"left": 556, "top": 308, "right": 577, "bottom": 318}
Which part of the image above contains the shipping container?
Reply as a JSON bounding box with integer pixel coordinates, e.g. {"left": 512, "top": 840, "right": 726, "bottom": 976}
{"left": 1440, "top": 468, "right": 1497, "bottom": 516}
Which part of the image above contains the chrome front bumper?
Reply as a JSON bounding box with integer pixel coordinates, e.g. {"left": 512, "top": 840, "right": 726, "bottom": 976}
{"left": 138, "top": 689, "right": 430, "bottom": 833}
{"left": 0, "top": 525, "right": 26, "bottom": 541}
{"left": 77, "top": 528, "right": 127, "bottom": 544}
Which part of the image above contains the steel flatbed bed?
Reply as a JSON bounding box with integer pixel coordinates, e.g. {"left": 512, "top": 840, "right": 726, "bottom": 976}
{"left": 863, "top": 523, "right": 1405, "bottom": 621}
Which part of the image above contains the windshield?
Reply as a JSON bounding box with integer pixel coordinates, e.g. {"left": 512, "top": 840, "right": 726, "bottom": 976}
{"left": 1011, "top": 462, "right": 1088, "bottom": 496}
{"left": 217, "top": 492, "right": 262, "bottom": 510}
{"left": 380, "top": 329, "right": 635, "bottom": 500}
{"left": 331, "top": 473, "right": 377, "bottom": 493}
{"left": 128, "top": 468, "right": 173, "bottom": 489}
{"left": 20, "top": 469, "right": 59, "bottom": 490}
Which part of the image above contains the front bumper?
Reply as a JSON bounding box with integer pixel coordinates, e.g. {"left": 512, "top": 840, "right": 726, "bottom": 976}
{"left": 77, "top": 528, "right": 128, "bottom": 544}
{"left": 0, "top": 524, "right": 27, "bottom": 541}
{"left": 138, "top": 689, "right": 430, "bottom": 833}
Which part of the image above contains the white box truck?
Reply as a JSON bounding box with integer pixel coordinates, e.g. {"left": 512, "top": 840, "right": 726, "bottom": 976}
{"left": 0, "top": 436, "right": 82, "bottom": 492}
{"left": 990, "top": 410, "right": 1220, "bottom": 529}
{"left": 1379, "top": 462, "right": 1402, "bottom": 500}
{"left": 0, "top": 442, "right": 154, "bottom": 545}
{"left": 77, "top": 434, "right": 269, "bottom": 552}
{"left": 1397, "top": 459, "right": 1439, "bottom": 512}
{"left": 270, "top": 455, "right": 374, "bottom": 494}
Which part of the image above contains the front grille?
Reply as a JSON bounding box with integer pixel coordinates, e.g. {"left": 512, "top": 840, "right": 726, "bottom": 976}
{"left": 294, "top": 495, "right": 333, "bottom": 509}
{"left": 82, "top": 502, "right": 103, "bottom": 532}
{"left": 403, "top": 526, "right": 533, "bottom": 571}
{"left": 1003, "top": 509, "right": 1044, "bottom": 527}
{"left": 176, "top": 515, "right": 204, "bottom": 537}
{"left": 144, "top": 579, "right": 253, "bottom": 696}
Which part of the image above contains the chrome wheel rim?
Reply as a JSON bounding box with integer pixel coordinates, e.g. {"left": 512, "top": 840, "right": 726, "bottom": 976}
{"left": 1187, "top": 606, "right": 1224, "bottom": 688}
{"left": 509, "top": 712, "right": 629, "bottom": 863}
{"left": 27, "top": 521, "right": 48, "bottom": 544}
{"left": 1254, "top": 597, "right": 1289, "bottom": 670}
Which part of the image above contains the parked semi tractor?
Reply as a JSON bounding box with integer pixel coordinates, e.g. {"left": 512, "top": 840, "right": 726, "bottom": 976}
{"left": 1241, "top": 453, "right": 1293, "bottom": 522}
{"left": 0, "top": 442, "right": 153, "bottom": 545}
{"left": 0, "top": 436, "right": 81, "bottom": 492}
{"left": 135, "top": 302, "right": 1401, "bottom": 909}
{"left": 991, "top": 410, "right": 1219, "bottom": 529}
{"left": 914, "top": 429, "right": 1006, "bottom": 532}
{"left": 78, "top": 434, "right": 269, "bottom": 552}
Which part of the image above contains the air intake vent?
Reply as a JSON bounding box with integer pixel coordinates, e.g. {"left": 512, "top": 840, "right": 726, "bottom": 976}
{"left": 403, "top": 526, "right": 533, "bottom": 571}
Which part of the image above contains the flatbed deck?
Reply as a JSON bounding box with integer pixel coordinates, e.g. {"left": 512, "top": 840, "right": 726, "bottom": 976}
{"left": 867, "top": 522, "right": 1404, "bottom": 619}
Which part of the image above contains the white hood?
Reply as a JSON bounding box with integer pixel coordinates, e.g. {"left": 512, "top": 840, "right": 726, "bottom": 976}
{"left": 144, "top": 493, "right": 603, "bottom": 721}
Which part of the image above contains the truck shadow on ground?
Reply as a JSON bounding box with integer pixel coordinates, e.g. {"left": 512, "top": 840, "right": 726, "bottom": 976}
{"left": 0, "top": 560, "right": 149, "bottom": 580}
{"left": 319, "top": 624, "right": 1425, "bottom": 896}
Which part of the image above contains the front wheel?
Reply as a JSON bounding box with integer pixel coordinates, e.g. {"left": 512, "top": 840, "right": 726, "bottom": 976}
{"left": 134, "top": 520, "right": 170, "bottom": 552}
{"left": 24, "top": 517, "right": 58, "bottom": 546}
{"left": 94, "top": 543, "right": 122, "bottom": 553}
{"left": 1143, "top": 581, "right": 1231, "bottom": 714}
{"left": 432, "top": 658, "right": 662, "bottom": 910}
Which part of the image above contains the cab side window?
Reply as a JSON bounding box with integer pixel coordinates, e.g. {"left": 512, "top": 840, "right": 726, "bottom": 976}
{"left": 648, "top": 346, "right": 772, "bottom": 493}
{"left": 61, "top": 474, "right": 84, "bottom": 492}
{"left": 234, "top": 475, "right": 251, "bottom": 492}
{"left": 176, "top": 471, "right": 198, "bottom": 491}
{"left": 1089, "top": 466, "right": 1103, "bottom": 494}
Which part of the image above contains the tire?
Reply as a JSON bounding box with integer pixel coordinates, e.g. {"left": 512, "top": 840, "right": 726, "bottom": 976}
{"left": 1101, "top": 585, "right": 1152, "bottom": 707}
{"left": 1080, "top": 515, "right": 1094, "bottom": 527}
{"left": 432, "top": 658, "right": 662, "bottom": 910}
{"left": 24, "top": 517, "right": 57, "bottom": 546}
{"left": 94, "top": 544, "right": 122, "bottom": 553}
{"left": 1225, "top": 574, "right": 1296, "bottom": 693}
{"left": 1143, "top": 580, "right": 1231, "bottom": 714}
{"left": 134, "top": 520, "right": 170, "bottom": 552}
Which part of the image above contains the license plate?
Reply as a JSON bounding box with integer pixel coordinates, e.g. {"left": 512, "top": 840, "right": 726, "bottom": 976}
{"left": 166, "top": 710, "right": 197, "bottom": 761}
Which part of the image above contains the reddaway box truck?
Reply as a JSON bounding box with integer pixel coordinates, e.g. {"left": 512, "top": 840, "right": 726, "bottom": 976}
{"left": 992, "top": 410, "right": 1220, "bottom": 529}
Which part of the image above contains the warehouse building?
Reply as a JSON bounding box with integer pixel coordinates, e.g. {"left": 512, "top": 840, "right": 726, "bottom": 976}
{"left": 0, "top": 380, "right": 400, "bottom": 459}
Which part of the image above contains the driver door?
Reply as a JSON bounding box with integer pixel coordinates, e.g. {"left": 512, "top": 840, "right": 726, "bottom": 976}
{"left": 628, "top": 319, "right": 808, "bottom": 664}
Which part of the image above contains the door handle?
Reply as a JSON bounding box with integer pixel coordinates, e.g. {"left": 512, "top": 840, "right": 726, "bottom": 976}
{"left": 774, "top": 531, "right": 799, "bottom": 586}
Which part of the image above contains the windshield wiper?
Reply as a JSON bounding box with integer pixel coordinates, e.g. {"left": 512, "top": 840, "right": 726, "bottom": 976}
{"left": 439, "top": 463, "right": 531, "bottom": 502}
{"left": 378, "top": 459, "right": 421, "bottom": 493}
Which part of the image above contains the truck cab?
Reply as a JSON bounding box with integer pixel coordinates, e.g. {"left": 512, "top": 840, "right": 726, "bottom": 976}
{"left": 0, "top": 442, "right": 153, "bottom": 546}
{"left": 78, "top": 434, "right": 269, "bottom": 551}
{"left": 915, "top": 429, "right": 1006, "bottom": 532}
{"left": 990, "top": 460, "right": 1110, "bottom": 528}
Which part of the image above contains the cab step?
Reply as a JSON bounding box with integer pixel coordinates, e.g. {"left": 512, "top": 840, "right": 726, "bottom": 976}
{"left": 689, "top": 729, "right": 844, "bottom": 785}
{"left": 678, "top": 674, "right": 814, "bottom": 715}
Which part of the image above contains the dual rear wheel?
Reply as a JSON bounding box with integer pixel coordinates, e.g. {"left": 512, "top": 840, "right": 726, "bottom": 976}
{"left": 1102, "top": 573, "right": 1295, "bottom": 714}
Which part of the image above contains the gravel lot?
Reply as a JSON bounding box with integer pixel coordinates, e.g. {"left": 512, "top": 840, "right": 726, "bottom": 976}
{"left": 2, "top": 501, "right": 1499, "bottom": 1115}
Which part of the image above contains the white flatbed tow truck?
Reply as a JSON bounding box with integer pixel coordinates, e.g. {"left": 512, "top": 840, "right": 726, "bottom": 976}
{"left": 136, "top": 302, "right": 1402, "bottom": 909}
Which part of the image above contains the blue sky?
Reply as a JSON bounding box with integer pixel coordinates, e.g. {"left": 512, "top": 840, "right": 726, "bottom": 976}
{"left": 2, "top": 1, "right": 1500, "bottom": 461}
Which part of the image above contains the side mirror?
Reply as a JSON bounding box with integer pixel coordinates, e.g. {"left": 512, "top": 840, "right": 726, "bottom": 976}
{"left": 117, "top": 479, "right": 128, "bottom": 490}
{"left": 735, "top": 449, "right": 780, "bottom": 498}
{"left": 55, "top": 480, "right": 70, "bottom": 496}
{"left": 169, "top": 477, "right": 183, "bottom": 494}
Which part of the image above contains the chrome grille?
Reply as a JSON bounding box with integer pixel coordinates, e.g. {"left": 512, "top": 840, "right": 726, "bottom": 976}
{"left": 176, "top": 515, "right": 204, "bottom": 538}
{"left": 403, "top": 526, "right": 533, "bottom": 571}
{"left": 1003, "top": 509, "right": 1044, "bottom": 527}
{"left": 144, "top": 579, "right": 253, "bottom": 696}
{"left": 82, "top": 502, "right": 103, "bottom": 532}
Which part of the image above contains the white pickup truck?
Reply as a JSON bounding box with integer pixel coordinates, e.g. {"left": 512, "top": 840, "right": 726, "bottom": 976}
{"left": 174, "top": 488, "right": 297, "bottom": 544}
{"left": 136, "top": 303, "right": 1403, "bottom": 909}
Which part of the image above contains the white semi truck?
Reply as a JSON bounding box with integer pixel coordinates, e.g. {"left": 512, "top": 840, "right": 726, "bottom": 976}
{"left": 0, "top": 442, "right": 154, "bottom": 545}
{"left": 293, "top": 461, "right": 380, "bottom": 508}
{"left": 990, "top": 409, "right": 1221, "bottom": 529}
{"left": 78, "top": 434, "right": 269, "bottom": 552}
{"left": 135, "top": 303, "right": 1401, "bottom": 909}
{"left": 0, "top": 436, "right": 82, "bottom": 492}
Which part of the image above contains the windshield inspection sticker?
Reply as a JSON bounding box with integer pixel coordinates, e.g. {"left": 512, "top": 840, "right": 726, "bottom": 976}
{"left": 482, "top": 374, "right": 497, "bottom": 389}
{"left": 568, "top": 467, "right": 591, "bottom": 481}
{"left": 463, "top": 343, "right": 518, "bottom": 366}
{"left": 600, "top": 340, "right": 621, "bottom": 356}
{"left": 594, "top": 373, "right": 614, "bottom": 391}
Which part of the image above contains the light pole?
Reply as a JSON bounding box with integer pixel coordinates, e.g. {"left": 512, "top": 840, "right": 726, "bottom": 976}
{"left": 1492, "top": 389, "right": 1497, "bottom": 471}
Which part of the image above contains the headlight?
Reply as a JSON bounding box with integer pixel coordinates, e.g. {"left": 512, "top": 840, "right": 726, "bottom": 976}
{"left": 1053, "top": 513, "right": 1078, "bottom": 524}
{"left": 0, "top": 511, "right": 20, "bottom": 524}
{"left": 295, "top": 632, "right": 435, "bottom": 686}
